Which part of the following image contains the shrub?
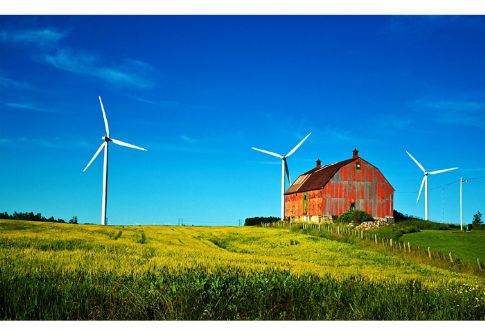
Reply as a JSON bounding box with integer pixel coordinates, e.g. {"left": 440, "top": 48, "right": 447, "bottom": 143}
{"left": 337, "top": 210, "right": 373, "bottom": 224}
{"left": 138, "top": 232, "right": 147, "bottom": 244}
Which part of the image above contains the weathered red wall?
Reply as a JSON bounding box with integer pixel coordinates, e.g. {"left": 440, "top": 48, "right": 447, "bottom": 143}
{"left": 285, "top": 158, "right": 394, "bottom": 219}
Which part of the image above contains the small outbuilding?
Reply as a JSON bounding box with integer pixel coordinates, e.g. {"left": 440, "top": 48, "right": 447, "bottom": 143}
{"left": 284, "top": 149, "right": 394, "bottom": 222}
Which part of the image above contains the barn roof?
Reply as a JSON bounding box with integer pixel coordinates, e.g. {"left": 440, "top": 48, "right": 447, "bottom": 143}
{"left": 285, "top": 157, "right": 358, "bottom": 194}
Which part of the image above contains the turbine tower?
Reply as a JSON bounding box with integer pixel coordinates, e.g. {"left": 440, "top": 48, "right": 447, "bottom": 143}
{"left": 83, "top": 96, "right": 147, "bottom": 225}
{"left": 405, "top": 150, "right": 458, "bottom": 221}
{"left": 252, "top": 132, "right": 312, "bottom": 220}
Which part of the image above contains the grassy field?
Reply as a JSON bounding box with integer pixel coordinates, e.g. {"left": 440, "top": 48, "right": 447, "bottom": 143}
{"left": 399, "top": 229, "right": 485, "bottom": 263}
{"left": 1, "top": 219, "right": 485, "bottom": 320}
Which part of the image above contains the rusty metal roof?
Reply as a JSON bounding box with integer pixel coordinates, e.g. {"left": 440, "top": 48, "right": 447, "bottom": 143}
{"left": 285, "top": 157, "right": 359, "bottom": 194}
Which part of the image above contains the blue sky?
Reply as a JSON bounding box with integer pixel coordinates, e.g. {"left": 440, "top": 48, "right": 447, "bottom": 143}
{"left": 0, "top": 15, "right": 484, "bottom": 225}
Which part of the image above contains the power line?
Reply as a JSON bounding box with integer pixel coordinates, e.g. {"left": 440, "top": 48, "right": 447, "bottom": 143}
{"left": 468, "top": 176, "right": 485, "bottom": 181}
{"left": 395, "top": 176, "right": 485, "bottom": 194}
{"left": 428, "top": 180, "right": 459, "bottom": 191}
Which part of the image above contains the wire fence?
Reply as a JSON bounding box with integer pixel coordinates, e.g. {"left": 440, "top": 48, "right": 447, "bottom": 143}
{"left": 261, "top": 221, "right": 485, "bottom": 276}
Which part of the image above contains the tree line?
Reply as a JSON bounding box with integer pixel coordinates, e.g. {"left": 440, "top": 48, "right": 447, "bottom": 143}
{"left": 245, "top": 216, "right": 280, "bottom": 226}
{"left": 246, "top": 210, "right": 483, "bottom": 228}
{"left": 0, "top": 211, "right": 78, "bottom": 224}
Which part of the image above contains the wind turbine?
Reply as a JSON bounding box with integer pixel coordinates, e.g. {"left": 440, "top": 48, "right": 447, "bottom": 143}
{"left": 405, "top": 150, "right": 458, "bottom": 221}
{"left": 252, "top": 132, "right": 312, "bottom": 220}
{"left": 83, "top": 96, "right": 147, "bottom": 225}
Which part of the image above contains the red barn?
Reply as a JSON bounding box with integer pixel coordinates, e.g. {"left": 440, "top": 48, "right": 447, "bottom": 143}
{"left": 284, "top": 149, "right": 394, "bottom": 222}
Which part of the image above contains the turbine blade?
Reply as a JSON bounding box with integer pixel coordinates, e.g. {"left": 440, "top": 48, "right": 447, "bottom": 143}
{"left": 417, "top": 176, "right": 425, "bottom": 203}
{"left": 111, "top": 138, "right": 147, "bottom": 151}
{"left": 285, "top": 160, "right": 291, "bottom": 185}
{"left": 285, "top": 132, "right": 312, "bottom": 158}
{"left": 251, "top": 147, "right": 283, "bottom": 159}
{"left": 83, "top": 142, "right": 106, "bottom": 172}
{"left": 405, "top": 150, "right": 426, "bottom": 173}
{"left": 99, "top": 96, "right": 110, "bottom": 137}
{"left": 429, "top": 167, "right": 459, "bottom": 175}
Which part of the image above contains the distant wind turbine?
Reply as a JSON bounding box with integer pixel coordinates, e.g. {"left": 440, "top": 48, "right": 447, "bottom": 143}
{"left": 252, "top": 132, "right": 312, "bottom": 220}
{"left": 405, "top": 150, "right": 458, "bottom": 221}
{"left": 83, "top": 96, "right": 147, "bottom": 225}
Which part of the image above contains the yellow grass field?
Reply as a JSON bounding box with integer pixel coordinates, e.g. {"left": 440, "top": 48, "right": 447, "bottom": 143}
{"left": 1, "top": 219, "right": 485, "bottom": 320}
{"left": 1, "top": 219, "right": 482, "bottom": 285}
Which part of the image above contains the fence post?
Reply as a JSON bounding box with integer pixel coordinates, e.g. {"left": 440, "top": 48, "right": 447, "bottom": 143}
{"left": 478, "top": 258, "right": 483, "bottom": 271}
{"left": 407, "top": 242, "right": 411, "bottom": 253}
{"left": 449, "top": 252, "right": 453, "bottom": 263}
{"left": 375, "top": 235, "right": 377, "bottom": 244}
{"left": 390, "top": 238, "right": 393, "bottom": 247}
{"left": 427, "top": 247, "right": 432, "bottom": 259}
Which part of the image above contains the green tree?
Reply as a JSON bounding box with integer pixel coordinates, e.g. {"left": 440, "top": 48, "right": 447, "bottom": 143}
{"left": 472, "top": 211, "right": 483, "bottom": 227}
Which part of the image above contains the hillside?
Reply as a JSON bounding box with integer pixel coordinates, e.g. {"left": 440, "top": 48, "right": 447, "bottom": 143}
{"left": 399, "top": 229, "right": 485, "bottom": 263}
{"left": 1, "top": 219, "right": 484, "bottom": 320}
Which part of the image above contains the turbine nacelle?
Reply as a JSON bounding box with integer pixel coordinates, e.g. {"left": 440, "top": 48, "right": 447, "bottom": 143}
{"left": 102, "top": 136, "right": 112, "bottom": 142}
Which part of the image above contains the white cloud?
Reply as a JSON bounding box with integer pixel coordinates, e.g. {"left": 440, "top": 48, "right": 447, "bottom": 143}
{"left": 413, "top": 97, "right": 485, "bottom": 128}
{"left": 422, "top": 99, "right": 485, "bottom": 112}
{"left": 43, "top": 48, "right": 154, "bottom": 89}
{"left": 0, "top": 75, "right": 35, "bottom": 91}
{"left": 127, "top": 95, "right": 160, "bottom": 106}
{"left": 0, "top": 136, "right": 88, "bottom": 149}
{"left": 0, "top": 137, "right": 27, "bottom": 145}
{"left": 0, "top": 28, "right": 66, "bottom": 48}
{"left": 5, "top": 102, "right": 49, "bottom": 113}
{"left": 2, "top": 27, "right": 154, "bottom": 90}
{"left": 180, "top": 135, "right": 198, "bottom": 144}
{"left": 43, "top": 48, "right": 96, "bottom": 74}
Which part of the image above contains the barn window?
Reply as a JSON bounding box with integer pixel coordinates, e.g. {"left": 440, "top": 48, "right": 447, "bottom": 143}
{"left": 356, "top": 162, "right": 361, "bottom": 170}
{"left": 350, "top": 202, "right": 355, "bottom": 211}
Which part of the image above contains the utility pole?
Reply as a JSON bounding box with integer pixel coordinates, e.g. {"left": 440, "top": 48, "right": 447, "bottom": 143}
{"left": 460, "top": 177, "right": 469, "bottom": 231}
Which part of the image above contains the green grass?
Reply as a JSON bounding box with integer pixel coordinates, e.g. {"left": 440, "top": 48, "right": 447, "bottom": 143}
{"left": 2, "top": 269, "right": 484, "bottom": 320}
{"left": 1, "top": 219, "right": 485, "bottom": 320}
{"left": 400, "top": 230, "right": 485, "bottom": 263}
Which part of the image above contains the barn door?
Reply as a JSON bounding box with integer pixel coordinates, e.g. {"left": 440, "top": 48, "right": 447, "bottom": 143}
{"left": 303, "top": 192, "right": 308, "bottom": 215}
